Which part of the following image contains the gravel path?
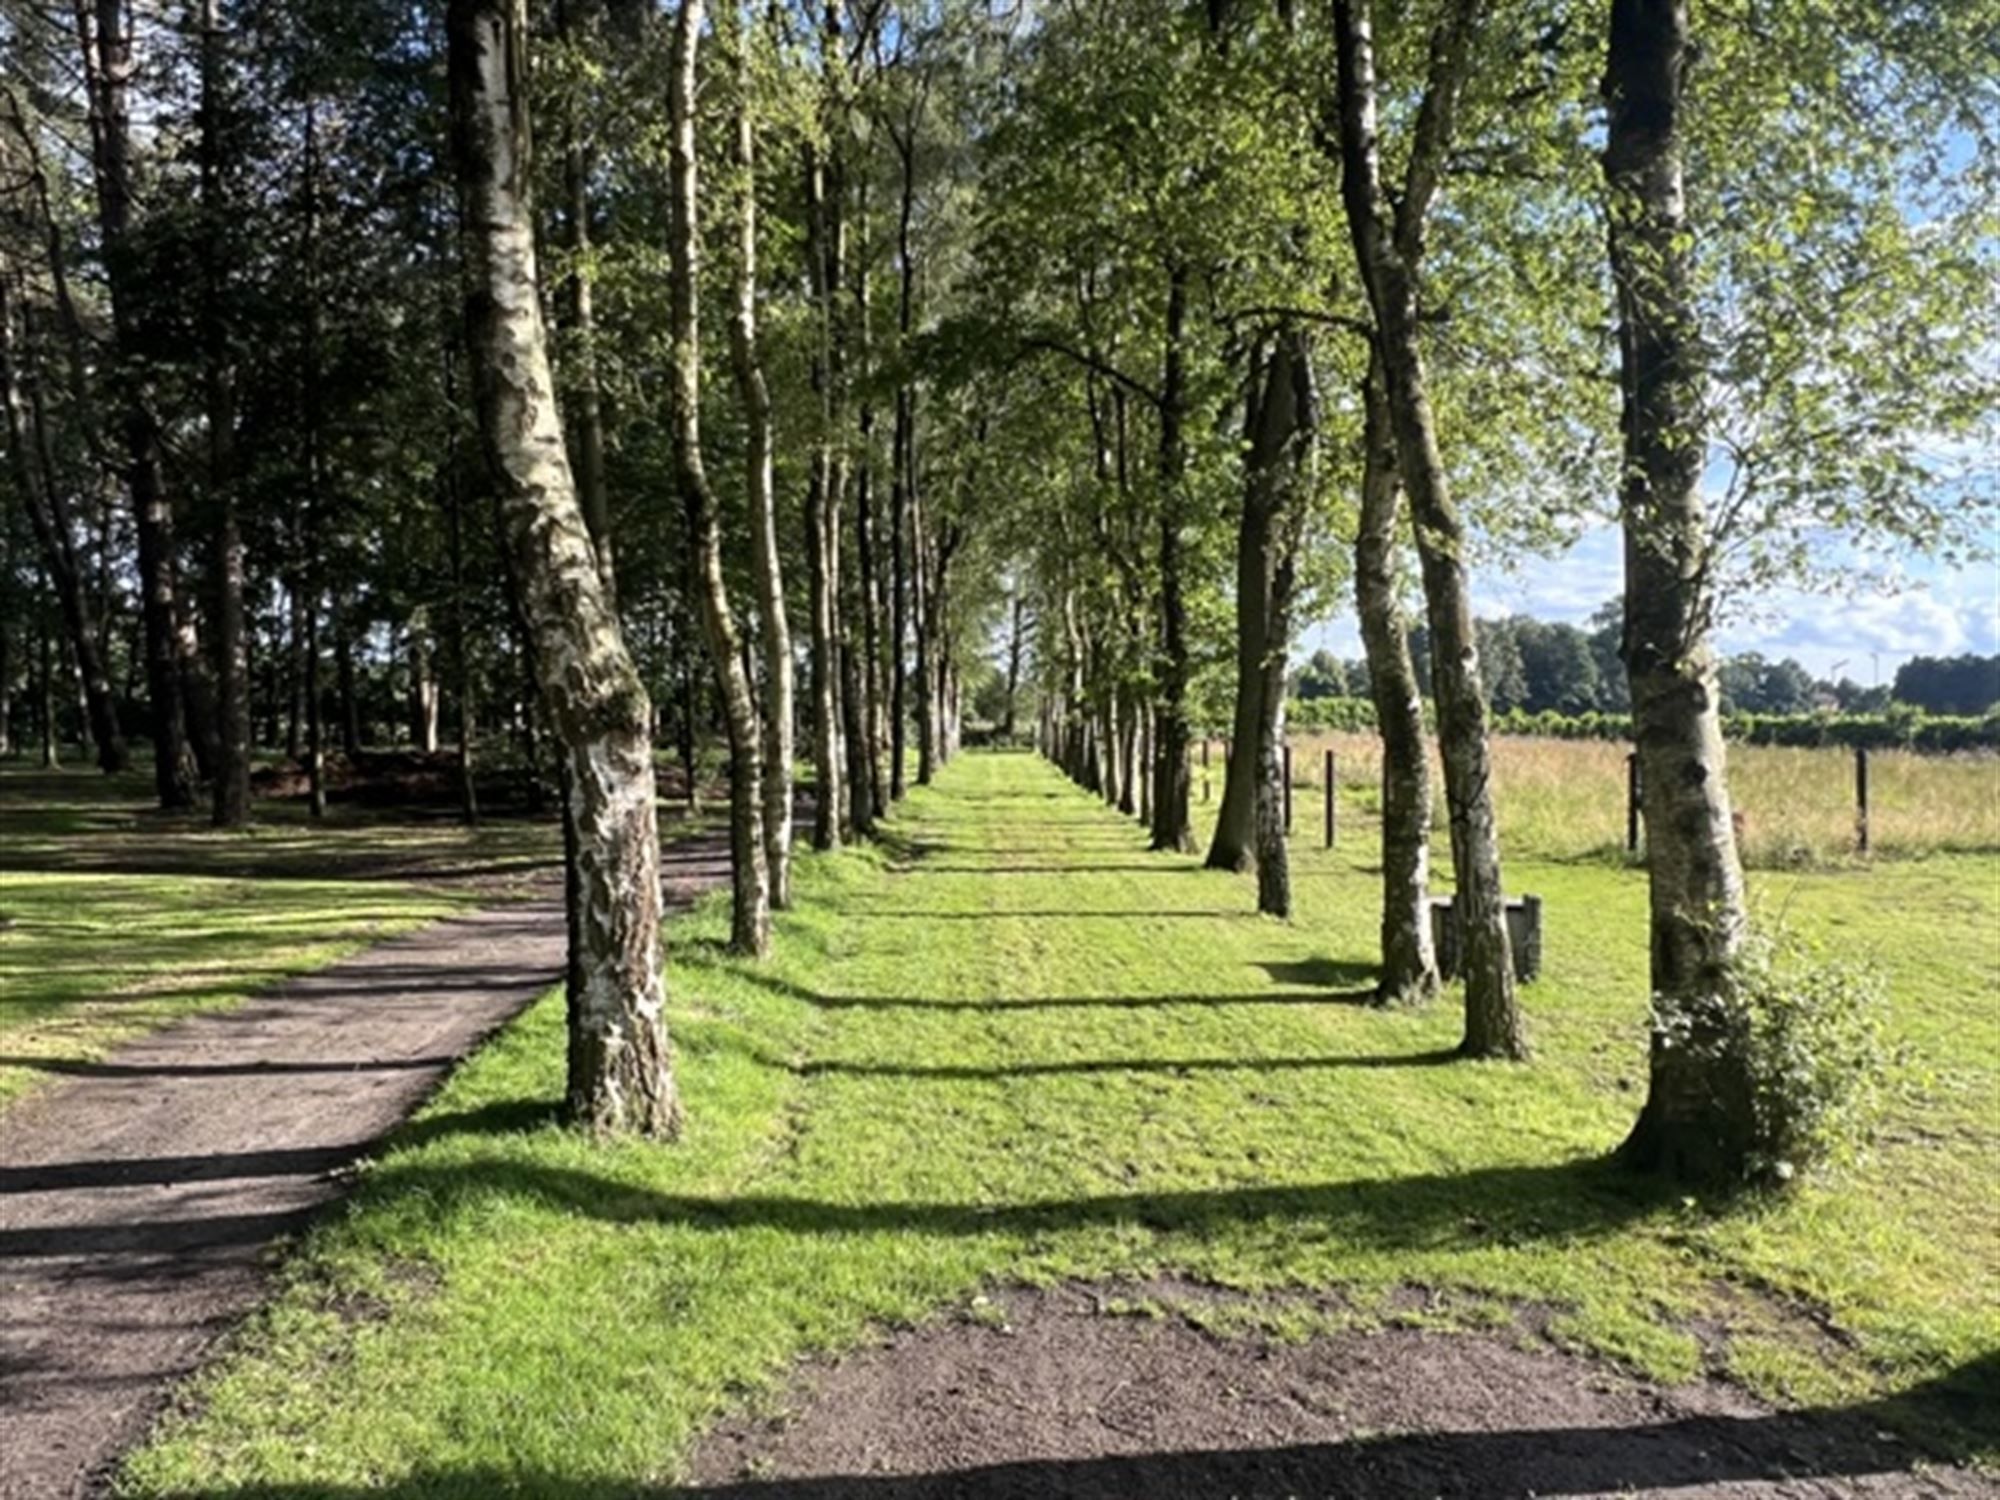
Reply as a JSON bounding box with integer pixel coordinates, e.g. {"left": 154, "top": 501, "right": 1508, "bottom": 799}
{"left": 0, "top": 832, "right": 731, "bottom": 1499}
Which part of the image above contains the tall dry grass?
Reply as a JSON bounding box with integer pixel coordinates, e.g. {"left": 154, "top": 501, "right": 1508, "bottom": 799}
{"left": 1253, "top": 731, "right": 2000, "bottom": 867}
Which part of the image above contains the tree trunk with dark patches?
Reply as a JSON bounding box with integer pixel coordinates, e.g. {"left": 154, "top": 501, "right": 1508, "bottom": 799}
{"left": 1334, "top": 0, "right": 1522, "bottom": 1058}
{"left": 667, "top": 0, "right": 770, "bottom": 957}
{"left": 727, "top": 8, "right": 793, "bottom": 906}
{"left": 1604, "top": 0, "right": 1753, "bottom": 1182}
{"left": 1355, "top": 356, "right": 1439, "bottom": 1002}
{"left": 1250, "top": 328, "right": 1316, "bottom": 919}
{"left": 449, "top": 0, "right": 680, "bottom": 1136}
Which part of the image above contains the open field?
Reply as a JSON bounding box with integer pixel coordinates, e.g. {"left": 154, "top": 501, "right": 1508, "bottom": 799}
{"left": 108, "top": 750, "right": 1999, "bottom": 1495}
{"left": 1257, "top": 732, "right": 2000, "bottom": 869}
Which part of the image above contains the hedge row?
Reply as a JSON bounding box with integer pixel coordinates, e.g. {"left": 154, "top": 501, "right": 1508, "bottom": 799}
{"left": 1281, "top": 696, "right": 2000, "bottom": 754}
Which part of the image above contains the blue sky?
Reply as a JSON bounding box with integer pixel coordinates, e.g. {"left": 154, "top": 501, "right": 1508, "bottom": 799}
{"left": 1301, "top": 523, "right": 2000, "bottom": 687}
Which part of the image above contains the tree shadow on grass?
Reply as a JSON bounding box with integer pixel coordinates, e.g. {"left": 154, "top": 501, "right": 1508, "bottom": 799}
{"left": 795, "top": 1051, "right": 1460, "bottom": 1081}
{"left": 128, "top": 1352, "right": 2000, "bottom": 1499}
{"left": 719, "top": 971, "right": 1389, "bottom": 1015}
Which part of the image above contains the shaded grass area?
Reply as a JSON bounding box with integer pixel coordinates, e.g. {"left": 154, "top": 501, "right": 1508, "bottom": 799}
{"left": 0, "top": 763, "right": 571, "bottom": 888}
{"left": 119, "top": 751, "right": 1998, "bottom": 1494}
{"left": 0, "top": 763, "right": 551, "bottom": 1107}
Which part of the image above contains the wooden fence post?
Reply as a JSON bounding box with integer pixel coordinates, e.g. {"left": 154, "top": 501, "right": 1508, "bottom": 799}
{"left": 1324, "top": 748, "right": 1336, "bottom": 849}
{"left": 1855, "top": 744, "right": 1870, "bottom": 853}
{"left": 1626, "top": 751, "right": 1642, "bottom": 854}
{"left": 1283, "top": 743, "right": 1293, "bottom": 833}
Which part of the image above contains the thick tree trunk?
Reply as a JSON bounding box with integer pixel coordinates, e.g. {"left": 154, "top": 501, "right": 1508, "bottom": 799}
{"left": 727, "top": 13, "right": 793, "bottom": 906}
{"left": 1604, "top": 0, "right": 1753, "bottom": 1182}
{"left": 75, "top": 0, "right": 193, "bottom": 808}
{"left": 0, "top": 289, "right": 126, "bottom": 774}
{"left": 667, "top": 0, "right": 770, "bottom": 957}
{"left": 449, "top": 0, "right": 679, "bottom": 1136}
{"left": 1149, "top": 266, "right": 1195, "bottom": 853}
{"left": 1334, "top": 0, "right": 1522, "bottom": 1057}
{"left": 1355, "top": 359, "right": 1439, "bottom": 1002}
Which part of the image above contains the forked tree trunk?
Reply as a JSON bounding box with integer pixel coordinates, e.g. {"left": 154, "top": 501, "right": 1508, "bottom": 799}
{"left": 667, "top": 0, "right": 770, "bottom": 957}
{"left": 1355, "top": 358, "right": 1439, "bottom": 1002}
{"left": 1334, "top": 0, "right": 1522, "bottom": 1058}
{"left": 449, "top": 0, "right": 679, "bottom": 1136}
{"left": 75, "top": 0, "right": 194, "bottom": 809}
{"left": 1604, "top": 0, "right": 1753, "bottom": 1181}
{"left": 726, "top": 9, "right": 794, "bottom": 906}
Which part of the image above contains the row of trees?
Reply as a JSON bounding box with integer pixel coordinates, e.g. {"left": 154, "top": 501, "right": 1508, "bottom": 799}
{"left": 5, "top": 0, "right": 1992, "bottom": 1181}
{"left": 1022, "top": 0, "right": 1992, "bottom": 1182}
{"left": 1293, "top": 627, "right": 1999, "bottom": 721}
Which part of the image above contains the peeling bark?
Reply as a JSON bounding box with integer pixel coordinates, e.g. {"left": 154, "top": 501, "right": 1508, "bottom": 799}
{"left": 1604, "top": 0, "right": 1752, "bottom": 1181}
{"left": 1334, "top": 0, "right": 1522, "bottom": 1058}
{"left": 449, "top": 0, "right": 679, "bottom": 1136}
{"left": 668, "top": 0, "right": 771, "bottom": 957}
{"left": 1356, "top": 357, "right": 1439, "bottom": 1002}
{"left": 727, "top": 8, "right": 794, "bottom": 907}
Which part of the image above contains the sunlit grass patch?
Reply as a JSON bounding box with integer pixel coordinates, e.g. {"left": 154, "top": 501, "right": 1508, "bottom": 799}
{"left": 115, "top": 750, "right": 1999, "bottom": 1494}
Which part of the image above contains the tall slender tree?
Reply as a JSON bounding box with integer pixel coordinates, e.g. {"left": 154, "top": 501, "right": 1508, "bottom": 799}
{"left": 667, "top": 0, "right": 771, "bottom": 957}
{"left": 448, "top": 0, "right": 679, "bottom": 1136}
{"left": 1603, "top": 0, "right": 1750, "bottom": 1180}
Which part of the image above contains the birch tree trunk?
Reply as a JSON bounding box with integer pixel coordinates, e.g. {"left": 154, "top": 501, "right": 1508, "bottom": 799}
{"left": 1355, "top": 357, "right": 1439, "bottom": 1002}
{"left": 1334, "top": 0, "right": 1522, "bottom": 1058}
{"left": 449, "top": 0, "right": 679, "bottom": 1135}
{"left": 1604, "top": 0, "right": 1753, "bottom": 1180}
{"left": 554, "top": 0, "right": 615, "bottom": 601}
{"left": 727, "top": 9, "right": 794, "bottom": 907}
{"left": 668, "top": 0, "right": 771, "bottom": 957}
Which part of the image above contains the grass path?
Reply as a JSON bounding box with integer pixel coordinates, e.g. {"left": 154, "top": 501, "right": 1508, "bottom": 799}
{"left": 121, "top": 751, "right": 1999, "bottom": 1495}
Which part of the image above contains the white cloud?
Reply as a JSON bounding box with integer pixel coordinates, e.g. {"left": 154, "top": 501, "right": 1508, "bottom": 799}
{"left": 1298, "top": 522, "right": 2000, "bottom": 682}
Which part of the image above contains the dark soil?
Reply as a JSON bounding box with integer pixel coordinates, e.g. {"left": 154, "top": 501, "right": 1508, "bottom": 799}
{"left": 681, "top": 1283, "right": 1997, "bottom": 1498}
{"left": 0, "top": 832, "right": 733, "bottom": 1500}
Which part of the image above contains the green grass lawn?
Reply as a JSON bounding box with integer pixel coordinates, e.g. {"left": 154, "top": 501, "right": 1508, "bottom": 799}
{"left": 117, "top": 749, "right": 1999, "bottom": 1495}
{"left": 0, "top": 762, "right": 572, "bottom": 1108}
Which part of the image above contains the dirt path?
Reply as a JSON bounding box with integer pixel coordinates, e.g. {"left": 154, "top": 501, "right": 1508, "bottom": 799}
{"left": 683, "top": 1284, "right": 1997, "bottom": 1498}
{"left": 0, "top": 833, "right": 731, "bottom": 1500}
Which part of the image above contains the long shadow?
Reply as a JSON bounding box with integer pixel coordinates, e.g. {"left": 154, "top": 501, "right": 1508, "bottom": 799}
{"left": 796, "top": 991, "right": 1375, "bottom": 1013}
{"left": 901, "top": 864, "right": 1210, "bottom": 876}
{"left": 0, "top": 1053, "right": 460, "bottom": 1082}
{"left": 0, "top": 1144, "right": 362, "bottom": 1193}
{"left": 7, "top": 1152, "right": 1673, "bottom": 1265}
{"left": 1256, "top": 957, "right": 1380, "bottom": 989}
{"left": 843, "top": 910, "right": 1252, "bottom": 921}
{"left": 797, "top": 1051, "right": 1459, "bottom": 1081}
{"left": 725, "top": 972, "right": 1383, "bottom": 1014}
{"left": 125, "top": 1353, "right": 2000, "bottom": 1498}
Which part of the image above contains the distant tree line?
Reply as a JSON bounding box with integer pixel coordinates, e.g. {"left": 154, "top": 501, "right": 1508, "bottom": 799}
{"left": 1293, "top": 603, "right": 1998, "bottom": 722}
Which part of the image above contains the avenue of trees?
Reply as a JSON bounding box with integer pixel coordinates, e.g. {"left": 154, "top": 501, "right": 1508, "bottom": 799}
{"left": 1, "top": 0, "right": 1993, "bottom": 1181}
